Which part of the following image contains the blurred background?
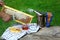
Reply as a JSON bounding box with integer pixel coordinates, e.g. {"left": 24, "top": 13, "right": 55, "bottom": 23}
{"left": 0, "top": 0, "right": 60, "bottom": 36}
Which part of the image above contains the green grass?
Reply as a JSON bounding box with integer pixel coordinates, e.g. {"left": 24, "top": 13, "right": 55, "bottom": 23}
{"left": 0, "top": 0, "right": 60, "bottom": 36}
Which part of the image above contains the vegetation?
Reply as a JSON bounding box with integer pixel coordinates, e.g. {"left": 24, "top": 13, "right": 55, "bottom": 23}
{"left": 0, "top": 0, "right": 60, "bottom": 36}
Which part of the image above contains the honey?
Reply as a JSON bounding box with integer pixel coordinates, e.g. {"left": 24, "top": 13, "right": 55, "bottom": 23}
{"left": 22, "top": 25, "right": 29, "bottom": 30}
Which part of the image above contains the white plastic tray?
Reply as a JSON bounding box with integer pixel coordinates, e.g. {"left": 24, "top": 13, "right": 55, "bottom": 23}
{"left": 1, "top": 23, "right": 40, "bottom": 40}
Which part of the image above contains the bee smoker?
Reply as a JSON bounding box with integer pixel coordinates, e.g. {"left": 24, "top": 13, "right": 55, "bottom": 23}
{"left": 33, "top": 11, "right": 45, "bottom": 27}
{"left": 36, "top": 12, "right": 45, "bottom": 27}
{"left": 28, "top": 9, "right": 45, "bottom": 27}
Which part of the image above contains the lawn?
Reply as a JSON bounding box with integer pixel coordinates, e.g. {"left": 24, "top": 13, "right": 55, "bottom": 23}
{"left": 0, "top": 0, "right": 60, "bottom": 36}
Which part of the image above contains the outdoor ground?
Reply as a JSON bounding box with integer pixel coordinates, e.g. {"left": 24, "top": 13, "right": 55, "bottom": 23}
{"left": 20, "top": 26, "right": 60, "bottom": 40}
{"left": 0, "top": 0, "right": 60, "bottom": 36}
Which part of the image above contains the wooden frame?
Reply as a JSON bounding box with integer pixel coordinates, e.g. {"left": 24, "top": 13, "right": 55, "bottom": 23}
{"left": 4, "top": 5, "right": 34, "bottom": 24}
